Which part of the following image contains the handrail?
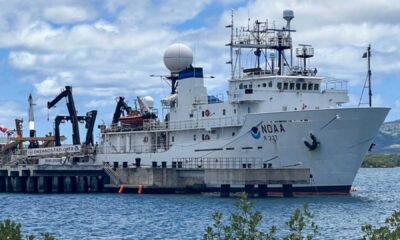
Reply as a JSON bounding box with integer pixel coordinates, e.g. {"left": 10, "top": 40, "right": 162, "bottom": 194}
{"left": 103, "top": 162, "right": 123, "bottom": 185}
{"left": 173, "top": 157, "right": 269, "bottom": 169}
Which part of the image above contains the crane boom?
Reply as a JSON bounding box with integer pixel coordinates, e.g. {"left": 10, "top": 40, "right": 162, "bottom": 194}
{"left": 47, "top": 86, "right": 80, "bottom": 145}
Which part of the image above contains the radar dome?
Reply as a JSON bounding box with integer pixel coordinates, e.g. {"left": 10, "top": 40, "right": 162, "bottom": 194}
{"left": 163, "top": 43, "right": 193, "bottom": 73}
{"left": 142, "top": 96, "right": 154, "bottom": 109}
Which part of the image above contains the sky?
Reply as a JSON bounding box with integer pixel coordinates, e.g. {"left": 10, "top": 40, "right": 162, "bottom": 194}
{"left": 0, "top": 0, "right": 399, "bottom": 141}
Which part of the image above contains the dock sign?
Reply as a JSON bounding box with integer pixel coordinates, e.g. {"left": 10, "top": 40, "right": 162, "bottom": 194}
{"left": 27, "top": 145, "right": 81, "bottom": 156}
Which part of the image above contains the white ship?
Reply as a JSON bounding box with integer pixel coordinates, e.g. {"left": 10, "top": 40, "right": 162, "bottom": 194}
{"left": 95, "top": 10, "right": 389, "bottom": 195}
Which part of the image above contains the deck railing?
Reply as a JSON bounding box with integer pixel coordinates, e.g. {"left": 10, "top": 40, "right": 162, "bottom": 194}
{"left": 173, "top": 157, "right": 270, "bottom": 169}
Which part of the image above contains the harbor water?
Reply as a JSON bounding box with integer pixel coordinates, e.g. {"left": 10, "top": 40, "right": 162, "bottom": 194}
{"left": 0, "top": 168, "right": 399, "bottom": 239}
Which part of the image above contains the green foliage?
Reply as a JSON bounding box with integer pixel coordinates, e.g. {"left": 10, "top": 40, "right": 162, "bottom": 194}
{"left": 283, "top": 204, "right": 319, "bottom": 240}
{"left": 203, "top": 193, "right": 319, "bottom": 240}
{"left": 360, "top": 210, "right": 400, "bottom": 240}
{"left": 0, "top": 219, "right": 56, "bottom": 240}
{"left": 362, "top": 153, "right": 400, "bottom": 168}
{"left": 0, "top": 219, "right": 22, "bottom": 240}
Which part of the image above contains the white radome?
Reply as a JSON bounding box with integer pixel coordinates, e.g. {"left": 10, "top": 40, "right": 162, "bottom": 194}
{"left": 163, "top": 43, "right": 193, "bottom": 73}
{"left": 142, "top": 96, "right": 154, "bottom": 109}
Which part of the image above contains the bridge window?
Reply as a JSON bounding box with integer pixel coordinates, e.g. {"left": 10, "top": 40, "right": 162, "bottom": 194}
{"left": 302, "top": 83, "right": 307, "bottom": 90}
{"left": 277, "top": 82, "right": 282, "bottom": 90}
{"left": 283, "top": 82, "right": 288, "bottom": 90}
{"left": 296, "top": 83, "right": 301, "bottom": 90}
{"left": 308, "top": 83, "right": 313, "bottom": 90}
{"left": 289, "top": 82, "right": 295, "bottom": 90}
{"left": 314, "top": 84, "right": 319, "bottom": 91}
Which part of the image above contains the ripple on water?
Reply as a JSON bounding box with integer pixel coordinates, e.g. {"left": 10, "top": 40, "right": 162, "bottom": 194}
{"left": 0, "top": 168, "right": 399, "bottom": 240}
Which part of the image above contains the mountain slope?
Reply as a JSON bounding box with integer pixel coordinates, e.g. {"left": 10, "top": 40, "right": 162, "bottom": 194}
{"left": 373, "top": 120, "right": 400, "bottom": 153}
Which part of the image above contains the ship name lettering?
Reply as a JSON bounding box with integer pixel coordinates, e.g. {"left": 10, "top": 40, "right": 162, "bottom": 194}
{"left": 261, "top": 124, "right": 285, "bottom": 134}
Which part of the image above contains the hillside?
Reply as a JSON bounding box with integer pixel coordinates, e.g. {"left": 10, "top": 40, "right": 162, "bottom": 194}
{"left": 373, "top": 119, "right": 400, "bottom": 154}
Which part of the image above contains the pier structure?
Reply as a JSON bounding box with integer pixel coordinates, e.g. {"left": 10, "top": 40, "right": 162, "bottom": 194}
{"left": 0, "top": 164, "right": 107, "bottom": 193}
{"left": 0, "top": 158, "right": 310, "bottom": 197}
{"left": 103, "top": 158, "right": 310, "bottom": 197}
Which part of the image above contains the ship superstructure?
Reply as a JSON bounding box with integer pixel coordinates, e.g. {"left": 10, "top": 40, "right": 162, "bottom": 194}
{"left": 95, "top": 10, "right": 389, "bottom": 194}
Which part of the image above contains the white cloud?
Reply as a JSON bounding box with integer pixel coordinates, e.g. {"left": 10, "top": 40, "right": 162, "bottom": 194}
{"left": 43, "top": 5, "right": 94, "bottom": 24}
{"left": 0, "top": 0, "right": 398, "bottom": 135}
{"left": 9, "top": 51, "right": 37, "bottom": 68}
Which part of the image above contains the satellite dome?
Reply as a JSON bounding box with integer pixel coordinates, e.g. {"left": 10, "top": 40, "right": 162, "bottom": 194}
{"left": 142, "top": 96, "right": 154, "bottom": 109}
{"left": 163, "top": 43, "right": 193, "bottom": 73}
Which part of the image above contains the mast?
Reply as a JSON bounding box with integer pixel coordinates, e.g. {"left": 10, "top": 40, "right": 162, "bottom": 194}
{"left": 226, "top": 9, "right": 234, "bottom": 79}
{"left": 367, "top": 44, "right": 372, "bottom": 107}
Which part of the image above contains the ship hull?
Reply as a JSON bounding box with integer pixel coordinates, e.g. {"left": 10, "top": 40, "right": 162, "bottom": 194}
{"left": 96, "top": 107, "right": 389, "bottom": 194}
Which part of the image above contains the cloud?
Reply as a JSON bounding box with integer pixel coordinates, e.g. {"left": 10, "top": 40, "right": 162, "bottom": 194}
{"left": 9, "top": 51, "right": 37, "bottom": 68}
{"left": 43, "top": 5, "right": 95, "bottom": 24}
{"left": 0, "top": 0, "right": 398, "bottom": 137}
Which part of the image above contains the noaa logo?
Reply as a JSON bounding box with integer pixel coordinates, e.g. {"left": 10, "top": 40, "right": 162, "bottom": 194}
{"left": 250, "top": 126, "right": 261, "bottom": 139}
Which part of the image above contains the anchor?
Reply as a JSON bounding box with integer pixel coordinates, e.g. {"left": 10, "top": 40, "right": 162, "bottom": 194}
{"left": 304, "top": 133, "right": 320, "bottom": 151}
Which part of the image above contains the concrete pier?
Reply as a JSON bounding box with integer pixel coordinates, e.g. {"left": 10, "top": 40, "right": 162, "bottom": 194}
{"left": 105, "top": 167, "right": 310, "bottom": 197}
{"left": 77, "top": 176, "right": 88, "bottom": 193}
{"left": 27, "top": 177, "right": 37, "bottom": 193}
{"left": 0, "top": 176, "right": 5, "bottom": 192}
{"left": 0, "top": 163, "right": 310, "bottom": 197}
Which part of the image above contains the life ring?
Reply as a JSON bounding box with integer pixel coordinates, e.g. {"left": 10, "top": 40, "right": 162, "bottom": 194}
{"left": 143, "top": 136, "right": 148, "bottom": 143}
{"left": 205, "top": 109, "right": 210, "bottom": 117}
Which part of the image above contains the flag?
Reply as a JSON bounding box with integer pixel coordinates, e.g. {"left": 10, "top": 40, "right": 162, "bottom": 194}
{"left": 362, "top": 52, "right": 367, "bottom": 58}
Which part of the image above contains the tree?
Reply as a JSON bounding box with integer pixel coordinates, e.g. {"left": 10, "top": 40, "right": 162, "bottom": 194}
{"left": 283, "top": 204, "right": 319, "bottom": 240}
{"left": 204, "top": 193, "right": 319, "bottom": 240}
{"left": 361, "top": 210, "right": 400, "bottom": 240}
{"left": 0, "top": 219, "right": 56, "bottom": 240}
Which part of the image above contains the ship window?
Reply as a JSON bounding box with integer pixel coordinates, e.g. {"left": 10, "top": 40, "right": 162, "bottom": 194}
{"left": 277, "top": 82, "right": 282, "bottom": 90}
{"left": 302, "top": 83, "right": 307, "bottom": 90}
{"left": 202, "top": 111, "right": 205, "bottom": 117}
{"left": 193, "top": 135, "right": 196, "bottom": 141}
{"left": 239, "top": 83, "right": 243, "bottom": 89}
{"left": 189, "top": 113, "right": 193, "bottom": 118}
{"left": 314, "top": 84, "right": 319, "bottom": 91}
{"left": 244, "top": 84, "right": 248, "bottom": 89}
{"left": 232, "top": 132, "right": 235, "bottom": 136}
{"left": 262, "top": 83, "right": 267, "bottom": 87}
{"left": 268, "top": 81, "right": 273, "bottom": 87}
{"left": 296, "top": 83, "right": 301, "bottom": 90}
{"left": 308, "top": 83, "right": 313, "bottom": 90}
{"left": 171, "top": 136, "right": 175, "bottom": 142}
{"left": 257, "top": 84, "right": 260, "bottom": 87}
{"left": 289, "top": 82, "right": 295, "bottom": 90}
{"left": 248, "top": 107, "right": 251, "bottom": 113}
{"left": 234, "top": 109, "right": 236, "bottom": 114}
{"left": 222, "top": 109, "right": 226, "bottom": 115}
{"left": 283, "top": 82, "right": 288, "bottom": 90}
{"left": 249, "top": 84, "right": 252, "bottom": 89}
